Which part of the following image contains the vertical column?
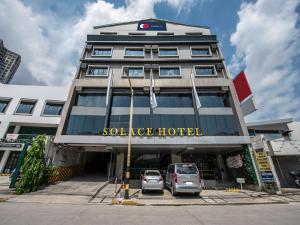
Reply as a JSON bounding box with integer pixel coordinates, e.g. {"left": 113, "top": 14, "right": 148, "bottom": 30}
{"left": 216, "top": 154, "right": 228, "bottom": 182}
{"left": 0, "top": 151, "right": 10, "bottom": 173}
{"left": 115, "top": 152, "right": 124, "bottom": 179}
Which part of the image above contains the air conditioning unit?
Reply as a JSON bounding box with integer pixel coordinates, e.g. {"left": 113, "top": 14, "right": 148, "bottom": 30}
{"left": 151, "top": 45, "right": 159, "bottom": 52}
{"left": 86, "top": 45, "right": 93, "bottom": 51}
{"left": 80, "top": 63, "right": 87, "bottom": 70}
{"left": 145, "top": 45, "right": 151, "bottom": 52}
{"left": 221, "top": 86, "right": 229, "bottom": 92}
{"left": 143, "top": 86, "right": 150, "bottom": 93}
{"left": 216, "top": 63, "right": 224, "bottom": 71}
{"left": 211, "top": 44, "right": 218, "bottom": 51}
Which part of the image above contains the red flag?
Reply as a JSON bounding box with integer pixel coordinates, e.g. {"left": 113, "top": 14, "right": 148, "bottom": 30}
{"left": 233, "top": 71, "right": 252, "bottom": 102}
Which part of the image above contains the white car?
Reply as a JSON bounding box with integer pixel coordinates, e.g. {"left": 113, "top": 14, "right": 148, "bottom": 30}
{"left": 141, "top": 170, "right": 164, "bottom": 193}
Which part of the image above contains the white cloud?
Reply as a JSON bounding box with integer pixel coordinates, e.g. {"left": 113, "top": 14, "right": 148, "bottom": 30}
{"left": 0, "top": 0, "right": 195, "bottom": 85}
{"left": 228, "top": 0, "right": 300, "bottom": 121}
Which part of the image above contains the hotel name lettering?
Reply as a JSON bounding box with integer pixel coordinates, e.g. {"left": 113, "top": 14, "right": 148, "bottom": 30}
{"left": 100, "top": 128, "right": 203, "bottom": 137}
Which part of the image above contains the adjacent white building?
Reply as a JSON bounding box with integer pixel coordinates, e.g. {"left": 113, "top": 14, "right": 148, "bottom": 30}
{"left": 0, "top": 83, "right": 68, "bottom": 173}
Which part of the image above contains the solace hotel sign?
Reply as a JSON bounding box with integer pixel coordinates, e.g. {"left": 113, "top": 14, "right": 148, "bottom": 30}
{"left": 100, "top": 128, "right": 203, "bottom": 137}
{"left": 137, "top": 20, "right": 167, "bottom": 31}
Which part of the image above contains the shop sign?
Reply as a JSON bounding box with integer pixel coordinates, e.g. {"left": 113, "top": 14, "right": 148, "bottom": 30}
{"left": 254, "top": 149, "right": 271, "bottom": 171}
{"left": 99, "top": 128, "right": 203, "bottom": 137}
{"left": 236, "top": 178, "right": 245, "bottom": 184}
{"left": 261, "top": 171, "right": 274, "bottom": 182}
{"left": 0, "top": 142, "right": 23, "bottom": 149}
{"left": 137, "top": 21, "right": 167, "bottom": 31}
{"left": 6, "top": 133, "right": 19, "bottom": 141}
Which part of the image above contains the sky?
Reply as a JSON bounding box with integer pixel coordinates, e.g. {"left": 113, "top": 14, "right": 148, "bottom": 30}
{"left": 0, "top": 0, "right": 299, "bottom": 122}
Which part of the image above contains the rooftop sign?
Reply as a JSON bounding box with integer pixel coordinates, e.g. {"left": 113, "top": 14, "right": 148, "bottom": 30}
{"left": 137, "top": 21, "right": 167, "bottom": 31}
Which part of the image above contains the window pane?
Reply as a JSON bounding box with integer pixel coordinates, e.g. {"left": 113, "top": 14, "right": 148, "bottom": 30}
{"left": 93, "top": 49, "right": 112, "bottom": 56}
{"left": 153, "top": 114, "right": 196, "bottom": 130}
{"left": 128, "top": 67, "right": 144, "bottom": 76}
{"left": 160, "top": 67, "right": 180, "bottom": 76}
{"left": 192, "top": 48, "right": 210, "bottom": 56}
{"left": 66, "top": 115, "right": 105, "bottom": 135}
{"left": 88, "top": 67, "right": 108, "bottom": 76}
{"left": 112, "top": 95, "right": 150, "bottom": 107}
{"left": 199, "top": 115, "right": 239, "bottom": 136}
{"left": 156, "top": 94, "right": 193, "bottom": 107}
{"left": 195, "top": 67, "right": 215, "bottom": 76}
{"left": 43, "top": 103, "right": 63, "bottom": 115}
{"left": 125, "top": 49, "right": 144, "bottom": 56}
{"left": 109, "top": 115, "right": 150, "bottom": 128}
{"left": 76, "top": 93, "right": 106, "bottom": 107}
{"left": 159, "top": 49, "right": 178, "bottom": 56}
{"left": 198, "top": 94, "right": 230, "bottom": 107}
{"left": 0, "top": 100, "right": 9, "bottom": 113}
{"left": 16, "top": 101, "right": 35, "bottom": 114}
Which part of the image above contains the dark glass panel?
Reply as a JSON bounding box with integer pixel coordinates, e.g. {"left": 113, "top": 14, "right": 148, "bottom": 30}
{"left": 198, "top": 94, "right": 230, "bottom": 107}
{"left": 192, "top": 48, "right": 210, "bottom": 56}
{"left": 76, "top": 93, "right": 106, "bottom": 107}
{"left": 0, "top": 100, "right": 9, "bottom": 113}
{"left": 153, "top": 114, "right": 196, "bottom": 129}
{"left": 109, "top": 115, "right": 150, "bottom": 128}
{"left": 93, "top": 48, "right": 112, "bottom": 56}
{"left": 112, "top": 95, "right": 150, "bottom": 107}
{"left": 160, "top": 67, "right": 180, "bottom": 76}
{"left": 43, "top": 103, "right": 63, "bottom": 115}
{"left": 66, "top": 115, "right": 105, "bottom": 135}
{"left": 16, "top": 101, "right": 35, "bottom": 114}
{"left": 159, "top": 49, "right": 178, "bottom": 56}
{"left": 156, "top": 94, "right": 193, "bottom": 107}
{"left": 195, "top": 67, "right": 215, "bottom": 75}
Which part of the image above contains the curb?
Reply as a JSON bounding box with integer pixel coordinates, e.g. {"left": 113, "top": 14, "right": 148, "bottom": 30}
{"left": 88, "top": 181, "right": 111, "bottom": 203}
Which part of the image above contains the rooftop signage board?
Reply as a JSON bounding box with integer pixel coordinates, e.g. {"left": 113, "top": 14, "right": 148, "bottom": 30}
{"left": 137, "top": 21, "right": 167, "bottom": 31}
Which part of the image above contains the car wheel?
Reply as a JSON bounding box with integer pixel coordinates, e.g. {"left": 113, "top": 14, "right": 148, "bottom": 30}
{"left": 141, "top": 190, "right": 146, "bottom": 194}
{"left": 171, "top": 185, "right": 177, "bottom": 196}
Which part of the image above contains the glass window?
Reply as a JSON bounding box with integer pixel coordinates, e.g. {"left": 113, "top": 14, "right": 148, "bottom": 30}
{"left": 15, "top": 100, "right": 36, "bottom": 114}
{"left": 156, "top": 94, "right": 193, "bottom": 107}
{"left": 198, "top": 115, "right": 239, "bottom": 136}
{"left": 125, "top": 48, "right": 144, "bottom": 57}
{"left": 191, "top": 48, "right": 210, "bottom": 56}
{"left": 92, "top": 48, "right": 112, "bottom": 57}
{"left": 159, "top": 67, "right": 180, "bottom": 77}
{"left": 112, "top": 95, "right": 150, "bottom": 107}
{"left": 176, "top": 164, "right": 198, "bottom": 174}
{"left": 87, "top": 66, "right": 108, "bottom": 76}
{"left": 124, "top": 67, "right": 144, "bottom": 77}
{"left": 76, "top": 93, "right": 106, "bottom": 107}
{"left": 198, "top": 94, "right": 230, "bottom": 107}
{"left": 153, "top": 114, "right": 196, "bottom": 130}
{"left": 43, "top": 102, "right": 64, "bottom": 115}
{"left": 109, "top": 115, "right": 150, "bottom": 128}
{"left": 0, "top": 99, "right": 10, "bottom": 113}
{"left": 159, "top": 48, "right": 178, "bottom": 56}
{"left": 3, "top": 151, "right": 20, "bottom": 173}
{"left": 195, "top": 66, "right": 215, "bottom": 76}
{"left": 66, "top": 115, "right": 105, "bottom": 135}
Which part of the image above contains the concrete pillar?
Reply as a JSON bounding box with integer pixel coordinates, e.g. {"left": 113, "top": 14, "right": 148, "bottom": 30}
{"left": 0, "top": 121, "right": 9, "bottom": 139}
{"left": 0, "top": 150, "right": 10, "bottom": 173}
{"left": 13, "top": 126, "right": 21, "bottom": 134}
{"left": 267, "top": 155, "right": 282, "bottom": 194}
{"left": 115, "top": 153, "right": 124, "bottom": 178}
{"left": 171, "top": 153, "right": 181, "bottom": 163}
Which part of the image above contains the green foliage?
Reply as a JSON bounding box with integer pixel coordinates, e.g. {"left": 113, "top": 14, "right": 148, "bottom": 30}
{"left": 16, "top": 135, "right": 47, "bottom": 194}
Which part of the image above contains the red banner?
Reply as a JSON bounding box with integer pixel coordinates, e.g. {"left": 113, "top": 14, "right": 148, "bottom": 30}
{"left": 233, "top": 71, "right": 252, "bottom": 102}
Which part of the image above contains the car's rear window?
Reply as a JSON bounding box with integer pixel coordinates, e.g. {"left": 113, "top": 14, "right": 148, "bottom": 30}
{"left": 176, "top": 164, "right": 198, "bottom": 174}
{"left": 145, "top": 171, "right": 160, "bottom": 176}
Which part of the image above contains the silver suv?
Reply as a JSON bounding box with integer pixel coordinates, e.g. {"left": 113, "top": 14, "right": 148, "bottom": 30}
{"left": 165, "top": 163, "right": 201, "bottom": 196}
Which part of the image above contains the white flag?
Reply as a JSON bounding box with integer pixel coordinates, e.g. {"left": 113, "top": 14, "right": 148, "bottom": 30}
{"left": 106, "top": 69, "right": 113, "bottom": 106}
{"left": 150, "top": 72, "right": 157, "bottom": 109}
{"left": 190, "top": 72, "right": 201, "bottom": 109}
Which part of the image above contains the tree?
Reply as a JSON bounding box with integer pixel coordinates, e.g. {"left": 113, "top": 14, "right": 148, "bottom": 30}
{"left": 16, "top": 135, "right": 47, "bottom": 194}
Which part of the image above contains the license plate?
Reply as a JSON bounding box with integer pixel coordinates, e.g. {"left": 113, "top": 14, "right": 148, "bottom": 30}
{"left": 149, "top": 179, "right": 157, "bottom": 183}
{"left": 185, "top": 182, "right": 193, "bottom": 185}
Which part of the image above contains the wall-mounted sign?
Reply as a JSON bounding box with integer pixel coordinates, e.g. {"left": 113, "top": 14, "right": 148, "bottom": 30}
{"left": 99, "top": 128, "right": 203, "bottom": 137}
{"left": 6, "top": 133, "right": 19, "bottom": 141}
{"left": 137, "top": 21, "right": 167, "bottom": 31}
{"left": 0, "top": 142, "right": 23, "bottom": 149}
{"left": 254, "top": 149, "right": 275, "bottom": 183}
{"left": 261, "top": 171, "right": 275, "bottom": 182}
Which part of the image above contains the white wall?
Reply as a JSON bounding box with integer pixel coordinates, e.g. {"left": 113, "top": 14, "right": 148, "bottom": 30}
{"left": 288, "top": 122, "right": 300, "bottom": 141}
{"left": 0, "top": 83, "right": 69, "bottom": 138}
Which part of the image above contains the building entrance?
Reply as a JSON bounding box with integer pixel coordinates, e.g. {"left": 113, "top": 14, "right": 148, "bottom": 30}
{"left": 84, "top": 152, "right": 113, "bottom": 176}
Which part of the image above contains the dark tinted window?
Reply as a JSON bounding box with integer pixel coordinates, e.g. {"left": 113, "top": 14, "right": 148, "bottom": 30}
{"left": 43, "top": 102, "right": 64, "bottom": 115}
{"left": 0, "top": 99, "right": 10, "bottom": 113}
{"left": 76, "top": 93, "right": 106, "bottom": 107}
{"left": 153, "top": 114, "right": 196, "bottom": 129}
{"left": 66, "top": 115, "right": 105, "bottom": 135}
{"left": 125, "top": 49, "right": 144, "bottom": 56}
{"left": 199, "top": 115, "right": 239, "bottom": 136}
{"left": 112, "top": 95, "right": 150, "bottom": 107}
{"left": 16, "top": 101, "right": 36, "bottom": 114}
{"left": 159, "top": 48, "right": 178, "bottom": 56}
{"left": 145, "top": 171, "right": 160, "bottom": 176}
{"left": 92, "top": 48, "right": 112, "bottom": 56}
{"left": 156, "top": 94, "right": 193, "bottom": 107}
{"left": 195, "top": 66, "right": 215, "bottom": 76}
{"left": 192, "top": 48, "right": 210, "bottom": 56}
{"left": 160, "top": 67, "right": 180, "bottom": 76}
{"left": 176, "top": 164, "right": 198, "bottom": 174}
{"left": 198, "top": 94, "right": 230, "bottom": 107}
{"left": 109, "top": 115, "right": 150, "bottom": 128}
{"left": 87, "top": 67, "right": 108, "bottom": 76}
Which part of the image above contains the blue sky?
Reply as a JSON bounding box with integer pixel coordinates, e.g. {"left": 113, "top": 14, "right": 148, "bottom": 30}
{"left": 0, "top": 0, "right": 299, "bottom": 122}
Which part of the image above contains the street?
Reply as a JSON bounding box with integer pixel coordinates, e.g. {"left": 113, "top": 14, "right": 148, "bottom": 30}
{"left": 0, "top": 202, "right": 299, "bottom": 225}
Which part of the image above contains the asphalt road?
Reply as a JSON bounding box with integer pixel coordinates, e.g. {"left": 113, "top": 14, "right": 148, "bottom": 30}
{"left": 0, "top": 202, "right": 299, "bottom": 225}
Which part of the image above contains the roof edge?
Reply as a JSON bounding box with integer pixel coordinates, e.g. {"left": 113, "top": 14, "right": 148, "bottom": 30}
{"left": 246, "top": 118, "right": 294, "bottom": 127}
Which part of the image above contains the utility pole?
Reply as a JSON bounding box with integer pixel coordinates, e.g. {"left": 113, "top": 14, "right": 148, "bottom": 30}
{"left": 124, "top": 76, "right": 133, "bottom": 199}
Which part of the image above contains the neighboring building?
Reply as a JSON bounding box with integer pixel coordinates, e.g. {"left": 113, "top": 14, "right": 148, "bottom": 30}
{"left": 247, "top": 118, "right": 300, "bottom": 188}
{"left": 55, "top": 18, "right": 259, "bottom": 189}
{"left": 0, "top": 39, "right": 21, "bottom": 84}
{"left": 0, "top": 83, "right": 69, "bottom": 173}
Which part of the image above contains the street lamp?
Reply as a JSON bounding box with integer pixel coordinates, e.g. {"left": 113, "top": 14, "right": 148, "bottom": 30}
{"left": 124, "top": 75, "right": 134, "bottom": 199}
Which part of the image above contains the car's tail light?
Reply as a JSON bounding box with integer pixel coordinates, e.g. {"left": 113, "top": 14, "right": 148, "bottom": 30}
{"left": 173, "top": 173, "right": 177, "bottom": 183}
{"left": 143, "top": 176, "right": 148, "bottom": 182}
